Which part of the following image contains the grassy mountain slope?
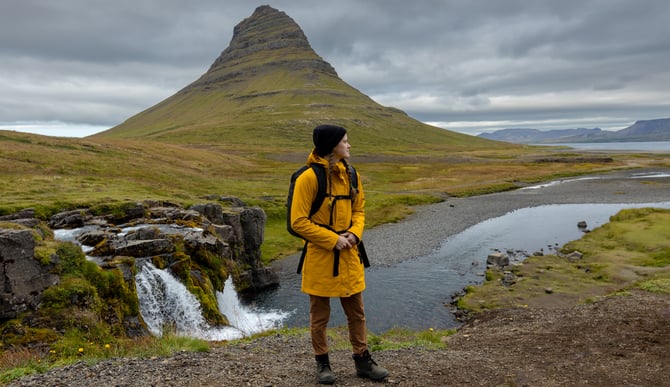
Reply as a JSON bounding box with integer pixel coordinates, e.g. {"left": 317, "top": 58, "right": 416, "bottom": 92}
{"left": 91, "top": 6, "right": 496, "bottom": 154}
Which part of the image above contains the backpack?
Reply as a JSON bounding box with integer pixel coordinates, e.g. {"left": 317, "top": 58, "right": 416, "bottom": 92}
{"left": 286, "top": 163, "right": 369, "bottom": 275}
{"left": 286, "top": 163, "right": 358, "bottom": 238}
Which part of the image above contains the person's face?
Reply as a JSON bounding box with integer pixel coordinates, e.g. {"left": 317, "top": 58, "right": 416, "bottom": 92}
{"left": 332, "top": 134, "right": 350, "bottom": 160}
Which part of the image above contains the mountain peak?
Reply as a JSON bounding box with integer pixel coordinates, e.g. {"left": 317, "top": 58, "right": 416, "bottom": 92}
{"left": 188, "top": 5, "right": 336, "bottom": 91}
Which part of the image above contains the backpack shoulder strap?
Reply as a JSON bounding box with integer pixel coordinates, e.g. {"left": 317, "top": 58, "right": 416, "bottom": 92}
{"left": 309, "top": 163, "right": 328, "bottom": 217}
{"left": 347, "top": 164, "right": 358, "bottom": 191}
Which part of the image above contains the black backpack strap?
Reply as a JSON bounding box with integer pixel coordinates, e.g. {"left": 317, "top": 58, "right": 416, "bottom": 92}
{"left": 358, "top": 240, "right": 370, "bottom": 268}
{"left": 348, "top": 165, "right": 358, "bottom": 191}
{"left": 309, "top": 164, "right": 327, "bottom": 217}
{"left": 296, "top": 241, "right": 308, "bottom": 274}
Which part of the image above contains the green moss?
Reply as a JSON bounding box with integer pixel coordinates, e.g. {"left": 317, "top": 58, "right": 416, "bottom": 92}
{"left": 33, "top": 245, "right": 55, "bottom": 266}
{"left": 0, "top": 222, "right": 25, "bottom": 229}
{"left": 56, "top": 242, "right": 88, "bottom": 275}
{"left": 89, "top": 201, "right": 145, "bottom": 220}
{"left": 637, "top": 278, "right": 670, "bottom": 293}
{"left": 0, "top": 319, "right": 59, "bottom": 347}
{"left": 41, "top": 276, "right": 100, "bottom": 310}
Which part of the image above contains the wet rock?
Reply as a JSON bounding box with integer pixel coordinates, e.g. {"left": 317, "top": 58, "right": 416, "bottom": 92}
{"left": 77, "top": 230, "right": 107, "bottom": 246}
{"left": 107, "top": 239, "right": 175, "bottom": 257}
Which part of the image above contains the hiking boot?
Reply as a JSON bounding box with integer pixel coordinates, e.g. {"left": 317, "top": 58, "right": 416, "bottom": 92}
{"left": 352, "top": 350, "right": 389, "bottom": 381}
{"left": 315, "top": 354, "right": 336, "bottom": 384}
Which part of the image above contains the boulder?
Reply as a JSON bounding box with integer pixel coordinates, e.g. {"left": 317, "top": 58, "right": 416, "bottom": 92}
{"left": 49, "top": 209, "right": 90, "bottom": 229}
{"left": 190, "top": 203, "right": 225, "bottom": 225}
{"left": 0, "top": 208, "right": 36, "bottom": 221}
{"left": 239, "top": 207, "right": 266, "bottom": 263}
{"left": 0, "top": 229, "right": 59, "bottom": 319}
{"left": 101, "top": 239, "right": 175, "bottom": 258}
{"left": 486, "top": 252, "right": 509, "bottom": 268}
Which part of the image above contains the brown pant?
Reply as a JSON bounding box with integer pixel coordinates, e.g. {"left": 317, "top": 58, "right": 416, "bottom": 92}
{"left": 310, "top": 292, "right": 367, "bottom": 356}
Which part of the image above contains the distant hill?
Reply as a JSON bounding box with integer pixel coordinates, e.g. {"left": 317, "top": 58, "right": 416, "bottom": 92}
{"left": 478, "top": 118, "right": 670, "bottom": 144}
{"left": 92, "top": 5, "right": 498, "bottom": 154}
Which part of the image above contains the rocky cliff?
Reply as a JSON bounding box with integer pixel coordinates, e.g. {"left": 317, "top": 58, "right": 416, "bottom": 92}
{"left": 0, "top": 198, "right": 277, "bottom": 342}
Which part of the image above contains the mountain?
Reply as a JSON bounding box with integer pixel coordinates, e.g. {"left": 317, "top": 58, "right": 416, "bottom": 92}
{"left": 479, "top": 118, "right": 670, "bottom": 144}
{"left": 477, "top": 128, "right": 603, "bottom": 143}
{"left": 92, "top": 5, "right": 496, "bottom": 153}
{"left": 610, "top": 118, "right": 670, "bottom": 141}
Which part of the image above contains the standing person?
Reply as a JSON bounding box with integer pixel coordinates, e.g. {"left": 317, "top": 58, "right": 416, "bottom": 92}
{"left": 289, "top": 124, "right": 389, "bottom": 384}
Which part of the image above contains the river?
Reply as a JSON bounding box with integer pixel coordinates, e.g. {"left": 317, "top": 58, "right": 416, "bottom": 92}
{"left": 252, "top": 201, "right": 670, "bottom": 333}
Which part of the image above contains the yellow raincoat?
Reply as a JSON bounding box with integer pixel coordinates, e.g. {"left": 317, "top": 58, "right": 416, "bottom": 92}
{"left": 290, "top": 151, "right": 366, "bottom": 298}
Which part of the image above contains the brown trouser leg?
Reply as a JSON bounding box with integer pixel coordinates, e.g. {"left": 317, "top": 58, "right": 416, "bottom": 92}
{"left": 310, "top": 293, "right": 368, "bottom": 356}
{"left": 310, "top": 295, "right": 331, "bottom": 356}
{"left": 340, "top": 292, "right": 368, "bottom": 355}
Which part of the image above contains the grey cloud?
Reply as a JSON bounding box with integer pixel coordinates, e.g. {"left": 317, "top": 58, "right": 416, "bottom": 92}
{"left": 1, "top": 0, "right": 670, "bottom": 135}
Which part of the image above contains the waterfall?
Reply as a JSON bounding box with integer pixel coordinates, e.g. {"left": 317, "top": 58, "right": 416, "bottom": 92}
{"left": 135, "top": 261, "right": 289, "bottom": 340}
{"left": 54, "top": 225, "right": 290, "bottom": 340}
{"left": 217, "top": 278, "right": 289, "bottom": 336}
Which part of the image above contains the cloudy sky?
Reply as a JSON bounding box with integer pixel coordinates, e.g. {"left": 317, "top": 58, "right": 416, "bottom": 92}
{"left": 2, "top": 0, "right": 669, "bottom": 137}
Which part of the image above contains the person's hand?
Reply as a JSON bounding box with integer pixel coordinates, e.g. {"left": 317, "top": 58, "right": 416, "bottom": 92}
{"left": 343, "top": 232, "right": 358, "bottom": 245}
{"left": 335, "top": 235, "right": 352, "bottom": 250}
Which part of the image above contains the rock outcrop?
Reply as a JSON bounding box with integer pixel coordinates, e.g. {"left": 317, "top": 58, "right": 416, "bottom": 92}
{"left": 0, "top": 198, "right": 278, "bottom": 332}
{"left": 0, "top": 228, "right": 59, "bottom": 319}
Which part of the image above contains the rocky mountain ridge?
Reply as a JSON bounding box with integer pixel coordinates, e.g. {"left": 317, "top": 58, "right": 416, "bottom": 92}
{"left": 479, "top": 117, "right": 670, "bottom": 143}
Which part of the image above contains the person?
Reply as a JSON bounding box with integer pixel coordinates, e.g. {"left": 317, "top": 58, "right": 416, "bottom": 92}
{"left": 289, "top": 124, "right": 389, "bottom": 384}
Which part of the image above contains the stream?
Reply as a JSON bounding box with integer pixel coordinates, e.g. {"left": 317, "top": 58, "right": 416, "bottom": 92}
{"left": 251, "top": 201, "right": 670, "bottom": 333}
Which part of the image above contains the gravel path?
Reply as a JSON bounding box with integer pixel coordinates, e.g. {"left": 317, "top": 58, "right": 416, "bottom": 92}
{"left": 10, "top": 291, "right": 670, "bottom": 386}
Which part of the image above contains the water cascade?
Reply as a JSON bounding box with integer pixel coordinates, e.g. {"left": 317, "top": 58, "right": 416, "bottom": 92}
{"left": 54, "top": 227, "right": 290, "bottom": 341}
{"left": 135, "top": 261, "right": 289, "bottom": 340}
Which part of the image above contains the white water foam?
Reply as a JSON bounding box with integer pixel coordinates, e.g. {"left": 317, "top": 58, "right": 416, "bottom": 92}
{"left": 135, "top": 261, "right": 289, "bottom": 340}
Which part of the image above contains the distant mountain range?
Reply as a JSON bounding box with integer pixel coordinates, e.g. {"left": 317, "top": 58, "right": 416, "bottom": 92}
{"left": 478, "top": 118, "right": 670, "bottom": 144}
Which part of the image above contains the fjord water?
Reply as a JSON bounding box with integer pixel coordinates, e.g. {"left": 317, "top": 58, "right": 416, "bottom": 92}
{"left": 538, "top": 141, "right": 670, "bottom": 152}
{"left": 253, "top": 201, "right": 670, "bottom": 333}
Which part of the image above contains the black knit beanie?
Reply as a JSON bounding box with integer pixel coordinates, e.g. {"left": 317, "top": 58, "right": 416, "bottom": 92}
{"left": 313, "top": 124, "right": 347, "bottom": 157}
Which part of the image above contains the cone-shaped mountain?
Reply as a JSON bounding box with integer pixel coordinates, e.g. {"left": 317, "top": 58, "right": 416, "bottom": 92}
{"left": 93, "top": 5, "right": 494, "bottom": 153}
